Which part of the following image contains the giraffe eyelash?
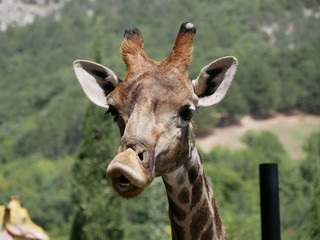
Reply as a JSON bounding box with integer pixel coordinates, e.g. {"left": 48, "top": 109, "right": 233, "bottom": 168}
{"left": 106, "top": 106, "right": 119, "bottom": 121}
{"left": 179, "top": 105, "right": 197, "bottom": 121}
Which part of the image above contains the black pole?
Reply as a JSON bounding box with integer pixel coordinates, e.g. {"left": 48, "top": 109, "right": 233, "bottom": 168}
{"left": 259, "top": 163, "right": 281, "bottom": 240}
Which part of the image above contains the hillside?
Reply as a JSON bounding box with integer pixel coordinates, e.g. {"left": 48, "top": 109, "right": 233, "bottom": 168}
{"left": 0, "top": 0, "right": 319, "bottom": 239}
{"left": 0, "top": 0, "right": 68, "bottom": 31}
{"left": 0, "top": 0, "right": 319, "bottom": 161}
{"left": 197, "top": 113, "right": 320, "bottom": 159}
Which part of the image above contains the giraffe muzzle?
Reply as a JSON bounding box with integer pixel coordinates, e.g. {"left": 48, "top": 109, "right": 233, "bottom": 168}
{"left": 106, "top": 148, "right": 152, "bottom": 198}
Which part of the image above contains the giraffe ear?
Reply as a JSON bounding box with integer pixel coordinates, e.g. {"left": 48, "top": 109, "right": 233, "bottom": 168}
{"left": 73, "top": 60, "right": 121, "bottom": 108}
{"left": 192, "top": 56, "right": 238, "bottom": 107}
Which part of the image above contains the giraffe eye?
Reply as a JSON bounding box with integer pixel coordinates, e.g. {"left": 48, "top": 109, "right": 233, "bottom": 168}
{"left": 179, "top": 105, "right": 196, "bottom": 121}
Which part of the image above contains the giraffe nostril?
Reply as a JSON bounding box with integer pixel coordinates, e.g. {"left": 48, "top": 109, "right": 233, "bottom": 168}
{"left": 138, "top": 152, "right": 144, "bottom": 161}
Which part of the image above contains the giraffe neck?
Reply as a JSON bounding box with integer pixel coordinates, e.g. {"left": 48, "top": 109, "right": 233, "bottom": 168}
{"left": 162, "top": 128, "right": 225, "bottom": 240}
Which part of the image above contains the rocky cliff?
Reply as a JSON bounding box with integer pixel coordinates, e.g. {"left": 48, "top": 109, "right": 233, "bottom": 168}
{"left": 0, "top": 0, "right": 68, "bottom": 31}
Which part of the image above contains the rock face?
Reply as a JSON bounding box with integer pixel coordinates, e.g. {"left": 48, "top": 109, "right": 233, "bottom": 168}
{"left": 0, "top": 0, "right": 68, "bottom": 31}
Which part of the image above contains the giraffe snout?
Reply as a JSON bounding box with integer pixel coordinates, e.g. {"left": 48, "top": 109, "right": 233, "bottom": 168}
{"left": 119, "top": 138, "right": 154, "bottom": 169}
{"left": 107, "top": 147, "right": 154, "bottom": 198}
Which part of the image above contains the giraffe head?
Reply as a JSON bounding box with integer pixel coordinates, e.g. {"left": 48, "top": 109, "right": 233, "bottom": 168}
{"left": 0, "top": 197, "right": 49, "bottom": 240}
{"left": 73, "top": 22, "right": 237, "bottom": 198}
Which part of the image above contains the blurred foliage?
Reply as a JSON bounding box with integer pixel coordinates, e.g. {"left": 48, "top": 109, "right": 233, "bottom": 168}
{"left": 1, "top": 0, "right": 320, "bottom": 158}
{"left": 70, "top": 18, "right": 124, "bottom": 239}
{"left": 0, "top": 156, "right": 74, "bottom": 236}
{"left": 0, "top": 0, "right": 319, "bottom": 239}
{"left": 203, "top": 130, "right": 320, "bottom": 240}
{"left": 70, "top": 104, "right": 123, "bottom": 240}
{"left": 300, "top": 132, "right": 320, "bottom": 239}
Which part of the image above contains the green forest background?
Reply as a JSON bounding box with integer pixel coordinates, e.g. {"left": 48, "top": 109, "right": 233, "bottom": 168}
{"left": 0, "top": 0, "right": 319, "bottom": 239}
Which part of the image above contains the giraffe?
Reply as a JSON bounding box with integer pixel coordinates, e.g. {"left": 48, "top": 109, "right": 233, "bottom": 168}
{"left": 73, "top": 22, "right": 238, "bottom": 240}
{"left": 0, "top": 197, "right": 49, "bottom": 240}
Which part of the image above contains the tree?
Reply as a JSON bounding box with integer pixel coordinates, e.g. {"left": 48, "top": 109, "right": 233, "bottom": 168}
{"left": 70, "top": 17, "right": 124, "bottom": 240}
{"left": 71, "top": 104, "right": 123, "bottom": 240}
{"left": 241, "top": 130, "right": 288, "bottom": 164}
{"left": 122, "top": 178, "right": 170, "bottom": 240}
{"left": 301, "top": 131, "right": 320, "bottom": 240}
{"left": 235, "top": 42, "right": 280, "bottom": 116}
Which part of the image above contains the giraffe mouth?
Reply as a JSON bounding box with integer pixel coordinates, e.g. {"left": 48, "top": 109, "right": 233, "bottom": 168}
{"left": 107, "top": 148, "right": 152, "bottom": 198}
{"left": 117, "top": 175, "right": 137, "bottom": 191}
{"left": 114, "top": 175, "right": 141, "bottom": 196}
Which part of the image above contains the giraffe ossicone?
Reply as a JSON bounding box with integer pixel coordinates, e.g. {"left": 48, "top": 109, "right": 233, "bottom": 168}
{"left": 73, "top": 22, "right": 238, "bottom": 240}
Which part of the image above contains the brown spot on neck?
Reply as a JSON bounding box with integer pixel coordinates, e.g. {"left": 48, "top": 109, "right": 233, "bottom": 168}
{"left": 170, "top": 217, "right": 185, "bottom": 240}
{"left": 168, "top": 197, "right": 187, "bottom": 222}
{"left": 201, "top": 224, "right": 214, "bottom": 240}
{"left": 163, "top": 179, "right": 173, "bottom": 194}
{"left": 190, "top": 174, "right": 204, "bottom": 211}
{"left": 190, "top": 200, "right": 210, "bottom": 239}
{"left": 178, "top": 187, "right": 190, "bottom": 204}
{"left": 188, "top": 164, "right": 199, "bottom": 185}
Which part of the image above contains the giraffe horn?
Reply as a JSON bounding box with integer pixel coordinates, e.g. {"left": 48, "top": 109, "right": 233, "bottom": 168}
{"left": 120, "top": 27, "right": 153, "bottom": 74}
{"left": 164, "top": 22, "right": 197, "bottom": 72}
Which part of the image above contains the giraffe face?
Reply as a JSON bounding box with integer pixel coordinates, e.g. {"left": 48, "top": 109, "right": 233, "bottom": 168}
{"left": 104, "top": 66, "right": 199, "bottom": 197}
{"left": 107, "top": 66, "right": 198, "bottom": 163}
{"left": 73, "top": 22, "right": 238, "bottom": 198}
